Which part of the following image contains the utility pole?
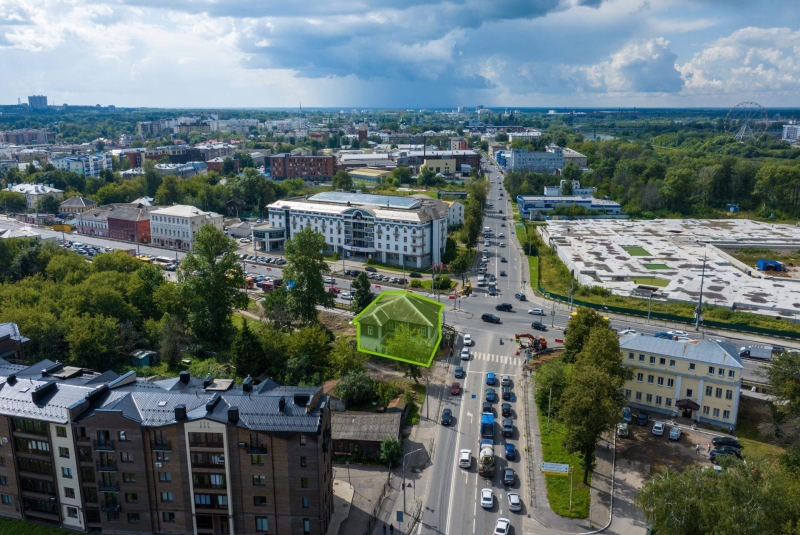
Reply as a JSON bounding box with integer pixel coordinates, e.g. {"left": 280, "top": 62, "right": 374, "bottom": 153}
{"left": 695, "top": 253, "right": 707, "bottom": 332}
{"left": 402, "top": 449, "right": 422, "bottom": 514}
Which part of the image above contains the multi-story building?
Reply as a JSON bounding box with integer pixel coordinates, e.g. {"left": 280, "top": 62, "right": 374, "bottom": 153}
{"left": 258, "top": 191, "right": 448, "bottom": 267}
{"left": 442, "top": 200, "right": 465, "bottom": 227}
{"left": 52, "top": 154, "right": 112, "bottom": 178}
{"left": 107, "top": 205, "right": 153, "bottom": 244}
{"left": 75, "top": 208, "right": 111, "bottom": 237}
{"left": 196, "top": 143, "right": 237, "bottom": 161}
{"left": 516, "top": 194, "right": 621, "bottom": 216}
{"left": 0, "top": 129, "right": 54, "bottom": 144}
{"left": 783, "top": 124, "right": 800, "bottom": 142}
{"left": 5, "top": 183, "right": 64, "bottom": 209}
{"left": 507, "top": 130, "right": 541, "bottom": 142}
{"left": 543, "top": 180, "right": 597, "bottom": 197}
{"left": 59, "top": 196, "right": 97, "bottom": 215}
{"left": 395, "top": 150, "right": 480, "bottom": 172}
{"left": 268, "top": 154, "right": 336, "bottom": 181}
{"left": 620, "top": 335, "right": 743, "bottom": 428}
{"left": 421, "top": 159, "right": 456, "bottom": 176}
{"left": 507, "top": 146, "right": 563, "bottom": 173}
{"left": 562, "top": 147, "right": 588, "bottom": 168}
{"left": 0, "top": 322, "right": 28, "bottom": 363}
{"left": 150, "top": 205, "right": 224, "bottom": 251}
{"left": 205, "top": 158, "right": 240, "bottom": 175}
{"left": 28, "top": 95, "right": 47, "bottom": 109}
{"left": 449, "top": 137, "right": 468, "bottom": 150}
{"left": 0, "top": 359, "right": 333, "bottom": 534}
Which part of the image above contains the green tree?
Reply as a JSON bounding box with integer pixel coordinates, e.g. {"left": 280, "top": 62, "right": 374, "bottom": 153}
{"left": 283, "top": 227, "right": 335, "bottom": 324}
{"left": 494, "top": 132, "right": 509, "bottom": 142}
{"left": 284, "top": 324, "right": 332, "bottom": 384}
{"left": 63, "top": 313, "right": 119, "bottom": 370}
{"left": 391, "top": 167, "right": 412, "bottom": 184}
{"left": 230, "top": 321, "right": 263, "bottom": 378}
{"left": 562, "top": 308, "right": 610, "bottom": 362}
{"left": 574, "top": 327, "right": 630, "bottom": 383}
{"left": 234, "top": 152, "right": 256, "bottom": 169}
{"left": 154, "top": 175, "right": 182, "bottom": 206}
{"left": 143, "top": 160, "right": 162, "bottom": 197}
{"left": 328, "top": 337, "right": 369, "bottom": 378}
{"left": 0, "top": 191, "right": 26, "bottom": 212}
{"left": 45, "top": 252, "right": 90, "bottom": 283}
{"left": 350, "top": 273, "right": 375, "bottom": 313}
{"left": 158, "top": 313, "right": 190, "bottom": 366}
{"left": 441, "top": 236, "right": 457, "bottom": 264}
{"left": 660, "top": 168, "right": 696, "bottom": 213}
{"left": 449, "top": 251, "right": 471, "bottom": 285}
{"left": 92, "top": 250, "right": 141, "bottom": 273}
{"left": 380, "top": 437, "right": 403, "bottom": 466}
{"left": 532, "top": 358, "right": 569, "bottom": 414}
{"left": 178, "top": 225, "right": 248, "bottom": 349}
{"left": 333, "top": 370, "right": 375, "bottom": 406}
{"left": 35, "top": 195, "right": 60, "bottom": 214}
{"left": 383, "top": 323, "right": 433, "bottom": 375}
{"left": 562, "top": 162, "right": 583, "bottom": 184}
{"left": 332, "top": 170, "right": 353, "bottom": 191}
{"left": 560, "top": 365, "right": 624, "bottom": 484}
{"left": 417, "top": 167, "right": 439, "bottom": 186}
{"left": 222, "top": 157, "right": 236, "bottom": 175}
{"left": 261, "top": 287, "right": 296, "bottom": 329}
{"left": 228, "top": 168, "right": 276, "bottom": 212}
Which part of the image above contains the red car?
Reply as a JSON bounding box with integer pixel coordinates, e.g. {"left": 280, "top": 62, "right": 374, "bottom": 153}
{"left": 450, "top": 382, "right": 461, "bottom": 395}
{"left": 328, "top": 286, "right": 341, "bottom": 294}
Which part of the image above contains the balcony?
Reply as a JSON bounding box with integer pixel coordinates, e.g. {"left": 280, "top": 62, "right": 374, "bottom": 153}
{"left": 151, "top": 439, "right": 172, "bottom": 451}
{"left": 76, "top": 436, "right": 91, "bottom": 443}
{"left": 189, "top": 439, "right": 225, "bottom": 449}
{"left": 246, "top": 441, "right": 267, "bottom": 455}
{"left": 96, "top": 460, "right": 117, "bottom": 472}
{"left": 194, "top": 502, "right": 228, "bottom": 510}
{"left": 192, "top": 482, "right": 227, "bottom": 491}
{"left": 93, "top": 439, "right": 115, "bottom": 451}
{"left": 101, "top": 502, "right": 121, "bottom": 512}
{"left": 98, "top": 481, "right": 119, "bottom": 492}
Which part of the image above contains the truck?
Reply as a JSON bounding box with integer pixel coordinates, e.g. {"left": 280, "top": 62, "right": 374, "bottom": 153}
{"left": 480, "top": 414, "right": 495, "bottom": 438}
{"left": 739, "top": 344, "right": 774, "bottom": 360}
{"left": 478, "top": 439, "right": 495, "bottom": 477}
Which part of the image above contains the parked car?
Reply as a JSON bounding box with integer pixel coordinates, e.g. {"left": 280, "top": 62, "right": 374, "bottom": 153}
{"left": 463, "top": 334, "right": 473, "bottom": 346}
{"left": 711, "top": 447, "right": 742, "bottom": 463}
{"left": 502, "top": 386, "right": 512, "bottom": 400}
{"left": 495, "top": 303, "right": 513, "bottom": 312}
{"left": 488, "top": 287, "right": 497, "bottom": 296}
{"left": 482, "top": 402, "right": 493, "bottom": 414}
{"left": 481, "top": 488, "right": 494, "bottom": 509}
{"left": 669, "top": 426, "right": 682, "bottom": 441}
{"left": 323, "top": 276, "right": 335, "bottom": 284}
{"left": 504, "top": 444, "right": 515, "bottom": 460}
{"left": 340, "top": 292, "right": 353, "bottom": 300}
{"left": 507, "top": 493, "right": 521, "bottom": 512}
{"left": 481, "top": 313, "right": 501, "bottom": 324}
{"left": 454, "top": 366, "right": 464, "bottom": 378}
{"left": 637, "top": 410, "right": 649, "bottom": 426}
{"left": 514, "top": 293, "right": 526, "bottom": 301}
{"left": 502, "top": 419, "right": 514, "bottom": 437}
{"left": 617, "top": 423, "right": 629, "bottom": 437}
{"left": 503, "top": 467, "right": 515, "bottom": 485}
{"left": 485, "top": 388, "right": 496, "bottom": 402}
{"left": 501, "top": 375, "right": 511, "bottom": 386}
{"left": 712, "top": 436, "right": 742, "bottom": 449}
{"left": 441, "top": 408, "right": 452, "bottom": 426}
{"left": 501, "top": 403, "right": 512, "bottom": 417}
{"left": 528, "top": 308, "right": 545, "bottom": 316}
{"left": 494, "top": 518, "right": 511, "bottom": 535}
{"left": 622, "top": 407, "right": 632, "bottom": 424}
{"left": 365, "top": 266, "right": 377, "bottom": 272}
{"left": 531, "top": 321, "right": 547, "bottom": 331}
{"left": 458, "top": 449, "right": 472, "bottom": 468}
{"left": 618, "top": 328, "right": 636, "bottom": 335}
{"left": 652, "top": 421, "right": 665, "bottom": 436}
{"left": 486, "top": 373, "right": 496, "bottom": 385}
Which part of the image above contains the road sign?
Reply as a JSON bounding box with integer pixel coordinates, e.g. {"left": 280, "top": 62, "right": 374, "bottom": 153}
{"left": 540, "top": 462, "right": 570, "bottom": 475}
{"left": 396, "top": 511, "right": 404, "bottom": 523}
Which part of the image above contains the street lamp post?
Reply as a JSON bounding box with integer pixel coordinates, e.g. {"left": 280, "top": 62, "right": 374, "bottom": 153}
{"left": 695, "top": 253, "right": 707, "bottom": 332}
{"left": 402, "top": 448, "right": 423, "bottom": 515}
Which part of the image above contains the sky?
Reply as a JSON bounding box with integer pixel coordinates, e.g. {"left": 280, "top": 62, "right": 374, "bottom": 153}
{"left": 0, "top": 0, "right": 799, "bottom": 109}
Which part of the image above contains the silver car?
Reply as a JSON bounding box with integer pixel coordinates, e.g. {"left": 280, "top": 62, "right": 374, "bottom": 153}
{"left": 507, "top": 492, "right": 522, "bottom": 512}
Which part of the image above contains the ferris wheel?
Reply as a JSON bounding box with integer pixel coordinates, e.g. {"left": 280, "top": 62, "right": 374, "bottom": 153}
{"left": 725, "top": 102, "right": 768, "bottom": 142}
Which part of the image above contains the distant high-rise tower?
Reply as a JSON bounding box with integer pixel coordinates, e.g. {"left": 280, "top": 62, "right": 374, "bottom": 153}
{"left": 28, "top": 95, "right": 47, "bottom": 109}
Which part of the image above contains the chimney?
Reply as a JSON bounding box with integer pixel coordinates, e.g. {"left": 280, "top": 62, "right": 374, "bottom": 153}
{"left": 242, "top": 376, "right": 253, "bottom": 392}
{"left": 278, "top": 397, "right": 286, "bottom": 413}
{"left": 179, "top": 371, "right": 190, "bottom": 384}
{"left": 7, "top": 374, "right": 16, "bottom": 385}
{"left": 174, "top": 404, "right": 187, "bottom": 420}
{"left": 228, "top": 406, "right": 239, "bottom": 423}
{"left": 203, "top": 374, "right": 213, "bottom": 388}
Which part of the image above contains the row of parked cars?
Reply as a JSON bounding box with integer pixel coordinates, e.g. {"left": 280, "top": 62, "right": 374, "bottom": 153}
{"left": 239, "top": 254, "right": 287, "bottom": 266}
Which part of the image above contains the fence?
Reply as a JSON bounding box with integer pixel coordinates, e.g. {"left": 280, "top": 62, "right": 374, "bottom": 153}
{"left": 364, "top": 469, "right": 393, "bottom": 535}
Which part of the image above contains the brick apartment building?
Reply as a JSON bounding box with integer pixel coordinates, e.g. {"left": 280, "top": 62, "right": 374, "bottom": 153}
{"left": 106, "top": 205, "right": 152, "bottom": 244}
{"left": 268, "top": 154, "right": 336, "bottom": 181}
{"left": 0, "top": 360, "right": 333, "bottom": 534}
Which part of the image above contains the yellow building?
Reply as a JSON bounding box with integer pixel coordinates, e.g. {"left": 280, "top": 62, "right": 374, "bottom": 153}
{"left": 620, "top": 335, "right": 743, "bottom": 428}
{"left": 422, "top": 158, "right": 456, "bottom": 176}
{"left": 349, "top": 168, "right": 390, "bottom": 184}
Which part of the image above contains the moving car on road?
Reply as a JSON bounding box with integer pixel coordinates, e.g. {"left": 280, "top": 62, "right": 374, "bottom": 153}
{"left": 450, "top": 382, "right": 461, "bottom": 395}
{"left": 494, "top": 518, "right": 511, "bottom": 534}
{"left": 503, "top": 468, "right": 515, "bottom": 485}
{"left": 458, "top": 449, "right": 472, "bottom": 469}
{"left": 514, "top": 293, "right": 526, "bottom": 301}
{"left": 495, "top": 303, "right": 513, "bottom": 312}
{"left": 502, "top": 419, "right": 514, "bottom": 437}
{"left": 460, "top": 348, "right": 470, "bottom": 360}
{"left": 441, "top": 408, "right": 452, "bottom": 426}
{"left": 454, "top": 366, "right": 464, "bottom": 378}
{"left": 481, "top": 488, "right": 494, "bottom": 509}
{"left": 502, "top": 403, "right": 512, "bottom": 417}
{"left": 504, "top": 444, "right": 515, "bottom": 460}
{"left": 482, "top": 402, "right": 493, "bottom": 414}
{"left": 531, "top": 321, "right": 547, "bottom": 331}
{"left": 500, "top": 270, "right": 507, "bottom": 276}
{"left": 463, "top": 334, "right": 473, "bottom": 346}
{"left": 528, "top": 308, "right": 545, "bottom": 315}
{"left": 481, "top": 313, "right": 501, "bottom": 324}
{"left": 507, "top": 494, "right": 521, "bottom": 512}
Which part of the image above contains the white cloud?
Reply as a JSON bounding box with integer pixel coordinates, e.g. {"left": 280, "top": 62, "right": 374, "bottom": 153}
{"left": 583, "top": 37, "right": 684, "bottom": 93}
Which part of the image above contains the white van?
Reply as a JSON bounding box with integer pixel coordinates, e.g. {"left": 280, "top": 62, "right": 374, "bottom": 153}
{"left": 477, "top": 276, "right": 486, "bottom": 287}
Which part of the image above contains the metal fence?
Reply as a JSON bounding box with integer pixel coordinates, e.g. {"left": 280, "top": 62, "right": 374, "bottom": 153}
{"left": 364, "top": 469, "right": 393, "bottom": 535}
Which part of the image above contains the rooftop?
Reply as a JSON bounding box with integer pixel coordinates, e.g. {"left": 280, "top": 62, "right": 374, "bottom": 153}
{"left": 309, "top": 191, "right": 422, "bottom": 210}
{"left": 151, "top": 204, "right": 221, "bottom": 218}
{"left": 620, "top": 334, "right": 743, "bottom": 368}
{"left": 331, "top": 411, "right": 402, "bottom": 443}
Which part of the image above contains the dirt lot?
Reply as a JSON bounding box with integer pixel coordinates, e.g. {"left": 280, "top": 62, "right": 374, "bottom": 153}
{"left": 615, "top": 420, "right": 716, "bottom": 474}
{"left": 319, "top": 310, "right": 357, "bottom": 337}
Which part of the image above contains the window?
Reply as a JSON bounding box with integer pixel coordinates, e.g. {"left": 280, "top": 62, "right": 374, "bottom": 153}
{"left": 669, "top": 360, "right": 675, "bottom": 368}
{"left": 256, "top": 517, "right": 269, "bottom": 531}
{"left": 120, "top": 452, "right": 133, "bottom": 463}
{"left": 636, "top": 373, "right": 643, "bottom": 382}
{"left": 162, "top": 512, "right": 175, "bottom": 522}
{"left": 64, "top": 487, "right": 75, "bottom": 499}
{"left": 118, "top": 431, "right": 126, "bottom": 441}
{"left": 302, "top": 497, "right": 310, "bottom": 508}
{"left": 655, "top": 396, "right": 662, "bottom": 405}
{"left": 635, "top": 392, "right": 642, "bottom": 401}
{"left": 367, "top": 326, "right": 373, "bottom": 336}
{"left": 252, "top": 455, "right": 265, "bottom": 465}
{"left": 301, "top": 477, "right": 309, "bottom": 488}
{"left": 299, "top": 435, "right": 307, "bottom": 446}
{"left": 107, "top": 512, "right": 119, "bottom": 522}
{"left": 254, "top": 496, "right": 267, "bottom": 506}
{"left": 647, "top": 375, "right": 654, "bottom": 384}
{"left": 253, "top": 475, "right": 266, "bottom": 486}
{"left": 0, "top": 476, "right": 7, "bottom": 486}
{"left": 686, "top": 389, "right": 693, "bottom": 397}
{"left": 689, "top": 363, "right": 695, "bottom": 371}
{"left": 708, "top": 366, "right": 715, "bottom": 375}
{"left": 62, "top": 467, "right": 73, "bottom": 479}
{"left": 703, "top": 406, "right": 710, "bottom": 415}
{"left": 195, "top": 494, "right": 211, "bottom": 506}
{"left": 667, "top": 378, "right": 674, "bottom": 388}
{"left": 666, "top": 398, "right": 672, "bottom": 407}
{"left": 713, "top": 408, "right": 720, "bottom": 417}
{"left": 125, "top": 493, "right": 138, "bottom": 503}
{"left": 158, "top": 472, "right": 171, "bottom": 482}
{"left": 161, "top": 492, "right": 173, "bottom": 503}
{"left": 216, "top": 495, "right": 228, "bottom": 506}
{"left": 657, "top": 377, "right": 664, "bottom": 386}
{"left": 56, "top": 426, "right": 67, "bottom": 437}
{"left": 650, "top": 356, "right": 656, "bottom": 364}
{"left": 723, "top": 410, "right": 731, "bottom": 420}
{"left": 123, "top": 473, "right": 136, "bottom": 483}
{"left": 728, "top": 370, "right": 735, "bottom": 379}
{"left": 0, "top": 495, "right": 11, "bottom": 505}
{"left": 726, "top": 390, "right": 733, "bottom": 400}
{"left": 639, "top": 355, "right": 645, "bottom": 362}
{"left": 646, "top": 394, "right": 653, "bottom": 403}
{"left": 715, "top": 388, "right": 722, "bottom": 398}
{"left": 659, "top": 358, "right": 666, "bottom": 366}
{"left": 300, "top": 456, "right": 307, "bottom": 467}
{"left": 718, "top": 368, "right": 725, "bottom": 376}
{"left": 156, "top": 452, "right": 168, "bottom": 463}
{"left": 304, "top": 518, "right": 311, "bottom": 534}
{"left": 706, "top": 386, "right": 713, "bottom": 396}
{"left": 624, "top": 389, "right": 631, "bottom": 399}
{"left": 59, "top": 447, "right": 69, "bottom": 458}
{"left": 67, "top": 507, "right": 78, "bottom": 518}
{"left": 628, "top": 352, "right": 634, "bottom": 360}
{"left": 128, "top": 513, "right": 140, "bottom": 523}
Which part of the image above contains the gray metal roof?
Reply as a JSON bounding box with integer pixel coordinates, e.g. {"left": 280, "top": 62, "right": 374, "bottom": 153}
{"left": 309, "top": 191, "right": 422, "bottom": 210}
{"left": 0, "top": 378, "right": 94, "bottom": 424}
{"left": 331, "top": 411, "right": 402, "bottom": 442}
{"left": 0, "top": 322, "right": 30, "bottom": 344}
{"left": 620, "top": 335, "right": 743, "bottom": 368}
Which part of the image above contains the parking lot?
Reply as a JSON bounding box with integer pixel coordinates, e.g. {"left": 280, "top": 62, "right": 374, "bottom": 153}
{"left": 617, "top": 418, "right": 716, "bottom": 474}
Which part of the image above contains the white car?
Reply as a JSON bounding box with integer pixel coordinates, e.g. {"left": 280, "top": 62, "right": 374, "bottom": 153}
{"left": 340, "top": 292, "right": 353, "bottom": 300}
{"left": 480, "top": 488, "right": 493, "bottom": 509}
{"left": 498, "top": 233, "right": 505, "bottom": 238}
{"left": 618, "top": 328, "right": 636, "bottom": 335}
{"left": 501, "top": 375, "right": 511, "bottom": 386}
{"left": 507, "top": 492, "right": 522, "bottom": 512}
{"left": 463, "top": 334, "right": 473, "bottom": 346}
{"left": 669, "top": 426, "right": 682, "bottom": 441}
{"left": 494, "top": 518, "right": 511, "bottom": 535}
{"left": 652, "top": 421, "right": 665, "bottom": 436}
{"left": 458, "top": 449, "right": 471, "bottom": 469}
{"left": 668, "top": 330, "right": 688, "bottom": 336}
{"left": 528, "top": 308, "right": 545, "bottom": 316}
{"left": 460, "top": 348, "right": 470, "bottom": 361}
{"left": 323, "top": 277, "right": 335, "bottom": 284}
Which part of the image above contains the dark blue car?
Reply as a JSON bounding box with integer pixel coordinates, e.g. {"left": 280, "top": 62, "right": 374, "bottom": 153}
{"left": 486, "top": 373, "right": 496, "bottom": 386}
{"left": 505, "top": 444, "right": 515, "bottom": 460}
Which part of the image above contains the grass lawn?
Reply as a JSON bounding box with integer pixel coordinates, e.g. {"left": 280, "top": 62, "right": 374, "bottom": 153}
{"left": 0, "top": 518, "right": 74, "bottom": 535}
{"left": 538, "top": 408, "right": 591, "bottom": 518}
{"left": 733, "top": 396, "right": 786, "bottom": 459}
{"left": 529, "top": 256, "right": 539, "bottom": 290}
{"left": 631, "top": 277, "right": 670, "bottom": 287}
{"left": 643, "top": 263, "right": 671, "bottom": 270}
{"left": 622, "top": 245, "right": 652, "bottom": 257}
{"left": 727, "top": 247, "right": 800, "bottom": 268}
{"left": 363, "top": 261, "right": 428, "bottom": 275}
{"left": 416, "top": 279, "right": 457, "bottom": 291}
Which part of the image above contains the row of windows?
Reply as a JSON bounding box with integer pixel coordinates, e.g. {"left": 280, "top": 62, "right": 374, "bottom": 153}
{"left": 628, "top": 353, "right": 737, "bottom": 379}
{"left": 153, "top": 228, "right": 189, "bottom": 237}
{"left": 625, "top": 391, "right": 734, "bottom": 421}
{"left": 633, "top": 373, "right": 734, "bottom": 400}
{"left": 635, "top": 373, "right": 675, "bottom": 387}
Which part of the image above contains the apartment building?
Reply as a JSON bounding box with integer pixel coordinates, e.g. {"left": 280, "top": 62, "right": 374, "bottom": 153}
{"left": 52, "top": 154, "right": 112, "bottom": 178}
{"left": 507, "top": 146, "right": 563, "bottom": 173}
{"left": 258, "top": 191, "right": 448, "bottom": 267}
{"left": 0, "top": 128, "right": 54, "bottom": 144}
{"left": 449, "top": 137, "right": 468, "bottom": 150}
{"left": 268, "top": 154, "right": 336, "bottom": 181}
{"left": 5, "top": 183, "right": 64, "bottom": 209}
{"left": 395, "top": 150, "right": 480, "bottom": 173}
{"left": 620, "top": 335, "right": 743, "bottom": 428}
{"left": 150, "top": 205, "right": 224, "bottom": 251}
{"left": 0, "top": 360, "right": 333, "bottom": 534}
{"left": 107, "top": 205, "right": 153, "bottom": 243}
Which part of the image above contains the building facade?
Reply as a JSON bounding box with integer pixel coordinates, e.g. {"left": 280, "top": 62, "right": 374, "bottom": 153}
{"left": 783, "top": 124, "right": 800, "bottom": 142}
{"left": 75, "top": 208, "right": 111, "bottom": 237}
{"left": 107, "top": 205, "right": 152, "bottom": 244}
{"left": 0, "top": 129, "right": 54, "bottom": 144}
{"left": 268, "top": 155, "right": 336, "bottom": 181}
{"left": 516, "top": 194, "right": 621, "bottom": 216}
{"left": 5, "top": 183, "right": 64, "bottom": 209}
{"left": 150, "top": 205, "right": 224, "bottom": 251}
{"left": 28, "top": 95, "right": 48, "bottom": 109}
{"left": 562, "top": 148, "right": 588, "bottom": 168}
{"left": 0, "top": 360, "right": 333, "bottom": 534}
{"left": 449, "top": 137, "right": 468, "bottom": 150}
{"left": 620, "top": 335, "right": 743, "bottom": 428}
{"left": 507, "top": 147, "right": 563, "bottom": 173}
{"left": 258, "top": 192, "right": 448, "bottom": 268}
{"left": 59, "top": 197, "right": 97, "bottom": 215}
{"left": 52, "top": 154, "right": 112, "bottom": 178}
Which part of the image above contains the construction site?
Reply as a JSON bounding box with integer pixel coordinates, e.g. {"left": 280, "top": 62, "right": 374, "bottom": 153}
{"left": 540, "top": 218, "right": 800, "bottom": 318}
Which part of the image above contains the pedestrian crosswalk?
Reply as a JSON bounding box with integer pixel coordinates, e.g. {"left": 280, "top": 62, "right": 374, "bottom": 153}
{"left": 470, "top": 352, "right": 523, "bottom": 366}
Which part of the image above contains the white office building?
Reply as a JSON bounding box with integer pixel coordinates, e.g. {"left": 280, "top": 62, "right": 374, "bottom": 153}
{"left": 6, "top": 183, "right": 64, "bottom": 209}
{"left": 150, "top": 204, "right": 224, "bottom": 251}
{"left": 543, "top": 180, "right": 597, "bottom": 197}
{"left": 783, "top": 124, "right": 800, "bottom": 142}
{"left": 52, "top": 153, "right": 112, "bottom": 178}
{"left": 257, "top": 191, "right": 449, "bottom": 268}
{"left": 508, "top": 146, "right": 564, "bottom": 173}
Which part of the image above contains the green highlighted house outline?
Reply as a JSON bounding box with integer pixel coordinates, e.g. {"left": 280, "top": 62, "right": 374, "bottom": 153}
{"left": 353, "top": 291, "right": 445, "bottom": 367}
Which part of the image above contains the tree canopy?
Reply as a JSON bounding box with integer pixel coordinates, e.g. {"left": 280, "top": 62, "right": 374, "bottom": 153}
{"left": 283, "top": 227, "right": 335, "bottom": 324}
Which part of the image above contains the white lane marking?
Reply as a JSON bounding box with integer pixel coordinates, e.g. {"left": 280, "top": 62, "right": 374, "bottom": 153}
{"left": 445, "top": 370, "right": 470, "bottom": 535}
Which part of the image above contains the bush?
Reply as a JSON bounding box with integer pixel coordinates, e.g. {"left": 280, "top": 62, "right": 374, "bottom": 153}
{"left": 331, "top": 252, "right": 340, "bottom": 261}
{"left": 433, "top": 275, "right": 452, "bottom": 289}
{"left": 380, "top": 437, "right": 403, "bottom": 466}
{"left": 410, "top": 279, "right": 423, "bottom": 288}
{"left": 365, "top": 258, "right": 375, "bottom": 265}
